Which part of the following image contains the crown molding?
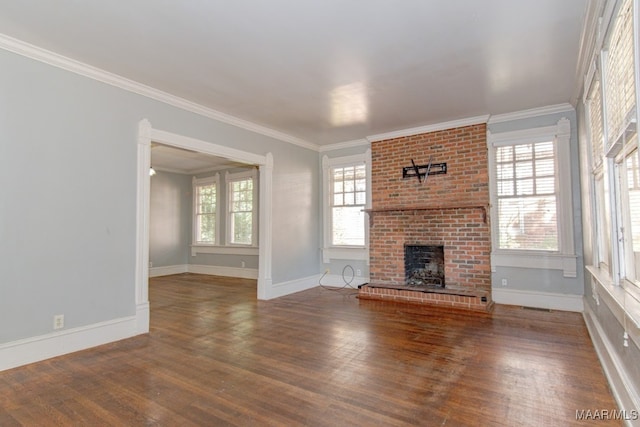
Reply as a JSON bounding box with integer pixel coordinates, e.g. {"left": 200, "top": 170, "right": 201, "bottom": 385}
{"left": 318, "top": 138, "right": 369, "bottom": 153}
{"left": 487, "top": 103, "right": 575, "bottom": 124}
{"left": 0, "top": 33, "right": 319, "bottom": 152}
{"left": 572, "top": 0, "right": 607, "bottom": 106}
{"left": 366, "top": 115, "right": 490, "bottom": 142}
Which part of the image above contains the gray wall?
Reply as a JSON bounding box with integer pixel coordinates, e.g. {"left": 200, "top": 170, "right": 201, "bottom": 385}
{"left": 149, "top": 171, "right": 191, "bottom": 268}
{"left": 0, "top": 48, "right": 319, "bottom": 344}
{"left": 488, "top": 110, "right": 585, "bottom": 296}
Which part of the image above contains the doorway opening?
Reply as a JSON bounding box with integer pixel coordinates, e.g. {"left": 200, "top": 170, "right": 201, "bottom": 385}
{"left": 135, "top": 119, "right": 273, "bottom": 334}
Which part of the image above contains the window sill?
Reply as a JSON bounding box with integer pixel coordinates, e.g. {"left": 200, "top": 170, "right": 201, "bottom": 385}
{"left": 191, "top": 245, "right": 259, "bottom": 257}
{"left": 586, "top": 265, "right": 640, "bottom": 349}
{"left": 323, "top": 247, "right": 368, "bottom": 264}
{"left": 491, "top": 251, "right": 577, "bottom": 277}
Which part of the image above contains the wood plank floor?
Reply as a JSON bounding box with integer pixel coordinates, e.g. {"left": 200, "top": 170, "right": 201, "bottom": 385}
{"left": 0, "top": 273, "right": 621, "bottom": 426}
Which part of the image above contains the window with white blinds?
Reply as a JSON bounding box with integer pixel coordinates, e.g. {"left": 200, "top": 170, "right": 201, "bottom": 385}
{"left": 331, "top": 164, "right": 366, "bottom": 246}
{"left": 495, "top": 141, "right": 558, "bottom": 251}
{"left": 587, "top": 0, "right": 639, "bottom": 290}
{"left": 604, "top": 0, "right": 636, "bottom": 149}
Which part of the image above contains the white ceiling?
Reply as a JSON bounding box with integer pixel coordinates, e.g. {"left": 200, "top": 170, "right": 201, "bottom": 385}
{"left": 0, "top": 1, "right": 588, "bottom": 148}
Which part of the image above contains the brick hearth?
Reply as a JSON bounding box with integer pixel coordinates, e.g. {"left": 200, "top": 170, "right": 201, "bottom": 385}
{"left": 360, "top": 123, "right": 493, "bottom": 311}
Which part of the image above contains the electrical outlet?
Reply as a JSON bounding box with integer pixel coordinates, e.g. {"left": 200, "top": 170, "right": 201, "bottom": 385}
{"left": 356, "top": 269, "right": 362, "bottom": 276}
{"left": 53, "top": 314, "right": 64, "bottom": 330}
{"left": 325, "top": 268, "right": 330, "bottom": 274}
{"left": 241, "top": 261, "right": 246, "bottom": 268}
{"left": 149, "top": 261, "right": 153, "bottom": 268}
{"left": 501, "top": 279, "right": 508, "bottom": 287}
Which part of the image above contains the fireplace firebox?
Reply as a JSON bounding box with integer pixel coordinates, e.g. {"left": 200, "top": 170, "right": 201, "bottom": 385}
{"left": 404, "top": 245, "right": 445, "bottom": 288}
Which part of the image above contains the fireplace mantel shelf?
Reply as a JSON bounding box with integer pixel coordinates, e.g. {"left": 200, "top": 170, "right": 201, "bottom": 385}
{"left": 364, "top": 204, "right": 488, "bottom": 214}
{"left": 364, "top": 204, "right": 488, "bottom": 224}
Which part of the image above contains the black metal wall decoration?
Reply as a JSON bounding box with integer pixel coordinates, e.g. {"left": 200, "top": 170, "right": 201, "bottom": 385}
{"left": 402, "top": 159, "right": 447, "bottom": 183}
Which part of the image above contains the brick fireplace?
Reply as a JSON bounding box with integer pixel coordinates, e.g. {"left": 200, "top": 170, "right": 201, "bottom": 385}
{"left": 359, "top": 123, "right": 493, "bottom": 311}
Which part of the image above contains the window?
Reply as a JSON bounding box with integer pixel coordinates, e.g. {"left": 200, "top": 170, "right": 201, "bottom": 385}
{"left": 582, "top": 0, "right": 640, "bottom": 335}
{"left": 227, "top": 170, "right": 257, "bottom": 246}
{"left": 193, "top": 175, "right": 219, "bottom": 244}
{"left": 331, "top": 164, "right": 366, "bottom": 246}
{"left": 495, "top": 141, "right": 558, "bottom": 251}
{"left": 587, "top": 0, "right": 639, "bottom": 290}
{"left": 603, "top": 0, "right": 635, "bottom": 153}
{"left": 322, "top": 151, "right": 371, "bottom": 262}
{"left": 489, "top": 119, "right": 575, "bottom": 276}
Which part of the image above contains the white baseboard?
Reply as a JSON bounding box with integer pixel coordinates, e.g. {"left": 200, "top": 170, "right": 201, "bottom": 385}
{"left": 492, "top": 287, "right": 584, "bottom": 312}
{"left": 267, "top": 274, "right": 323, "bottom": 299}
{"left": 583, "top": 302, "right": 640, "bottom": 426}
{"left": 136, "top": 302, "right": 150, "bottom": 335}
{"left": 188, "top": 264, "right": 258, "bottom": 279}
{"left": 149, "top": 264, "right": 188, "bottom": 277}
{"left": 0, "top": 314, "right": 143, "bottom": 372}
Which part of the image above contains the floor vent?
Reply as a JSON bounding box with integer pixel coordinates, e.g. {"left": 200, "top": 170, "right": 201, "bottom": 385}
{"left": 522, "top": 306, "right": 552, "bottom": 312}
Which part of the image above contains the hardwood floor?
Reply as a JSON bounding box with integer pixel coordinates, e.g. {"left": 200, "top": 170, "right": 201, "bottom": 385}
{"left": 0, "top": 273, "right": 621, "bottom": 426}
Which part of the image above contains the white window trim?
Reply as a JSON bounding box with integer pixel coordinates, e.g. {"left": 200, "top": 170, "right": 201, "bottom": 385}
{"left": 226, "top": 169, "right": 258, "bottom": 247}
{"left": 321, "top": 150, "right": 371, "bottom": 263}
{"left": 192, "top": 173, "right": 220, "bottom": 246}
{"left": 488, "top": 118, "right": 577, "bottom": 277}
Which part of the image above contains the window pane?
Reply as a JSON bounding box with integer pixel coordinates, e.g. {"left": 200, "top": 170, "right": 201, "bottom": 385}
{"left": 196, "top": 183, "right": 217, "bottom": 244}
{"left": 231, "top": 212, "right": 252, "bottom": 245}
{"left": 334, "top": 194, "right": 343, "bottom": 205}
{"left": 344, "top": 192, "right": 355, "bottom": 205}
{"left": 497, "top": 163, "right": 513, "bottom": 180}
{"left": 589, "top": 80, "right": 604, "bottom": 168}
{"left": 498, "top": 196, "right": 558, "bottom": 250}
{"left": 535, "top": 159, "right": 555, "bottom": 176}
{"left": 332, "top": 206, "right": 365, "bottom": 246}
{"left": 229, "top": 177, "right": 254, "bottom": 244}
{"left": 536, "top": 177, "right": 555, "bottom": 194}
{"left": 535, "top": 141, "right": 554, "bottom": 158}
{"left": 515, "top": 144, "right": 532, "bottom": 161}
{"left": 355, "top": 191, "right": 366, "bottom": 205}
{"left": 497, "top": 146, "right": 513, "bottom": 162}
{"left": 198, "top": 213, "right": 216, "bottom": 243}
{"left": 344, "top": 179, "right": 355, "bottom": 192}
{"left": 624, "top": 149, "right": 640, "bottom": 281}
{"left": 515, "top": 162, "right": 533, "bottom": 179}
{"left": 498, "top": 180, "right": 514, "bottom": 196}
{"left": 597, "top": 170, "right": 612, "bottom": 270}
{"left": 516, "top": 179, "right": 533, "bottom": 195}
{"left": 344, "top": 167, "right": 355, "bottom": 180}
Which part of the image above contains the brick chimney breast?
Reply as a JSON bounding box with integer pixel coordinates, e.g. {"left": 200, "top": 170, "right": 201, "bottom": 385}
{"left": 364, "top": 123, "right": 492, "bottom": 309}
